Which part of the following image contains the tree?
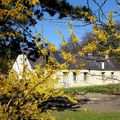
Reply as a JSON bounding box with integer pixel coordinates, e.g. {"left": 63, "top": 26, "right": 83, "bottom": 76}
{"left": 60, "top": 35, "right": 80, "bottom": 54}
{"left": 80, "top": 22, "right": 120, "bottom": 57}
{"left": 0, "top": 0, "right": 86, "bottom": 119}
{"left": 0, "top": 0, "right": 93, "bottom": 52}
{"left": 0, "top": 0, "right": 94, "bottom": 74}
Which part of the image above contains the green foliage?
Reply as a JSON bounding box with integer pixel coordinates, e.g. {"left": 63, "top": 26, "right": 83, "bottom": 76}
{"left": 0, "top": 45, "right": 17, "bottom": 74}
{"left": 63, "top": 84, "right": 120, "bottom": 94}
{"left": 52, "top": 111, "right": 120, "bottom": 120}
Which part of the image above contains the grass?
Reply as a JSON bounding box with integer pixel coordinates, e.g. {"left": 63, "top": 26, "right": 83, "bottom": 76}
{"left": 63, "top": 84, "right": 120, "bottom": 94}
{"left": 53, "top": 84, "right": 120, "bottom": 120}
{"left": 52, "top": 110, "right": 120, "bottom": 120}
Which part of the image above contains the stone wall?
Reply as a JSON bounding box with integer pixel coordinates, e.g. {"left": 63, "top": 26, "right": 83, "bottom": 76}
{"left": 54, "top": 70, "right": 120, "bottom": 88}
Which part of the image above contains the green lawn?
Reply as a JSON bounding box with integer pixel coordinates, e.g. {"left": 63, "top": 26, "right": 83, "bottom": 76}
{"left": 63, "top": 84, "right": 120, "bottom": 94}
{"left": 52, "top": 110, "right": 120, "bottom": 120}
{"left": 52, "top": 84, "right": 120, "bottom": 120}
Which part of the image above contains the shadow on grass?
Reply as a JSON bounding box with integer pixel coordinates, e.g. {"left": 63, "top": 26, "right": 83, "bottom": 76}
{"left": 38, "top": 96, "right": 90, "bottom": 112}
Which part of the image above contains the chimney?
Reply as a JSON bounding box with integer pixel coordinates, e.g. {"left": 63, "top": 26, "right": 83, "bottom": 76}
{"left": 105, "top": 55, "right": 110, "bottom": 62}
{"left": 101, "top": 62, "right": 105, "bottom": 69}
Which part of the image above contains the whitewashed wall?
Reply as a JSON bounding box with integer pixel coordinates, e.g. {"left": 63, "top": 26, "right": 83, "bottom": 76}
{"left": 13, "top": 54, "right": 33, "bottom": 73}
{"left": 54, "top": 70, "right": 120, "bottom": 88}
{"left": 13, "top": 55, "right": 120, "bottom": 88}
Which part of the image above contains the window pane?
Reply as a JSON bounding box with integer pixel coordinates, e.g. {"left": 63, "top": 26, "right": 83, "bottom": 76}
{"left": 73, "top": 72, "right": 77, "bottom": 81}
{"left": 84, "top": 72, "right": 87, "bottom": 81}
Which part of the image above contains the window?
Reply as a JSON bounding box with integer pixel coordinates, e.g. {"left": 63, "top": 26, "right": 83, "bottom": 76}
{"left": 73, "top": 72, "right": 77, "bottom": 81}
{"left": 101, "top": 72, "right": 105, "bottom": 80}
{"left": 63, "top": 72, "right": 68, "bottom": 76}
{"left": 111, "top": 72, "right": 114, "bottom": 79}
{"left": 63, "top": 72, "right": 69, "bottom": 88}
{"left": 20, "top": 58, "right": 23, "bottom": 62}
{"left": 24, "top": 58, "right": 26, "bottom": 61}
{"left": 84, "top": 72, "right": 87, "bottom": 81}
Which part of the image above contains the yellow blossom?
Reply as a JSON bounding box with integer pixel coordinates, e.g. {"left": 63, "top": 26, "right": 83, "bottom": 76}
{"left": 61, "top": 40, "right": 67, "bottom": 47}
{"left": 89, "top": 16, "right": 96, "bottom": 23}
{"left": 2, "top": 0, "right": 12, "bottom": 5}
{"left": 115, "top": 33, "right": 120, "bottom": 39}
{"left": 6, "top": 32, "right": 15, "bottom": 37}
{"left": 109, "top": 11, "right": 114, "bottom": 16}
{"left": 69, "top": 29, "right": 74, "bottom": 34}
{"left": 79, "top": 51, "right": 85, "bottom": 57}
{"left": 31, "top": 0, "right": 40, "bottom": 5}
{"left": 0, "top": 34, "right": 4, "bottom": 39}
{"left": 80, "top": 61, "right": 86, "bottom": 68}
{"left": 40, "top": 48, "right": 48, "bottom": 56}
{"left": 83, "top": 41, "right": 98, "bottom": 53}
{"left": 72, "top": 36, "right": 78, "bottom": 43}
{"left": 98, "top": 30, "right": 108, "bottom": 42}
{"left": 93, "top": 25, "right": 99, "bottom": 33}
{"left": 49, "top": 45, "right": 57, "bottom": 52}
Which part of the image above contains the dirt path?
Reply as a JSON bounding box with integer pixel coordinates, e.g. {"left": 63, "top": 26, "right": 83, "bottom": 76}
{"left": 74, "top": 93, "right": 120, "bottom": 112}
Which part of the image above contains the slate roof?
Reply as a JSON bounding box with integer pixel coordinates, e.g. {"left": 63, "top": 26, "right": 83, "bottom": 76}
{"left": 52, "top": 52, "right": 120, "bottom": 70}
{"left": 23, "top": 50, "right": 46, "bottom": 69}
{"left": 24, "top": 50, "right": 120, "bottom": 70}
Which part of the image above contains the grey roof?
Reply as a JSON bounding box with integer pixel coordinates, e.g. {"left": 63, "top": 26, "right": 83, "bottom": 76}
{"left": 52, "top": 52, "right": 66, "bottom": 64}
{"left": 52, "top": 52, "right": 120, "bottom": 70}
{"left": 28, "top": 56, "right": 46, "bottom": 69}
{"left": 25, "top": 51, "right": 120, "bottom": 70}
{"left": 23, "top": 50, "right": 46, "bottom": 69}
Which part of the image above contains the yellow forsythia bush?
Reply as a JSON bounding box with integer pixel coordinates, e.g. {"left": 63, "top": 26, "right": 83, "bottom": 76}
{"left": 0, "top": 58, "right": 77, "bottom": 119}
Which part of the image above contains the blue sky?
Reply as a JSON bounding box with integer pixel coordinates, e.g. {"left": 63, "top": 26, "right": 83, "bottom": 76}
{"left": 35, "top": 0, "right": 120, "bottom": 49}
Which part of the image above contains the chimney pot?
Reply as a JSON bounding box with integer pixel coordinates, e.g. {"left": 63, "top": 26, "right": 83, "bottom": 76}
{"left": 101, "top": 62, "right": 105, "bottom": 69}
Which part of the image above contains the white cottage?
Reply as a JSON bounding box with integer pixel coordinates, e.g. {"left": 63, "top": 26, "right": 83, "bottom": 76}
{"left": 13, "top": 51, "right": 120, "bottom": 88}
